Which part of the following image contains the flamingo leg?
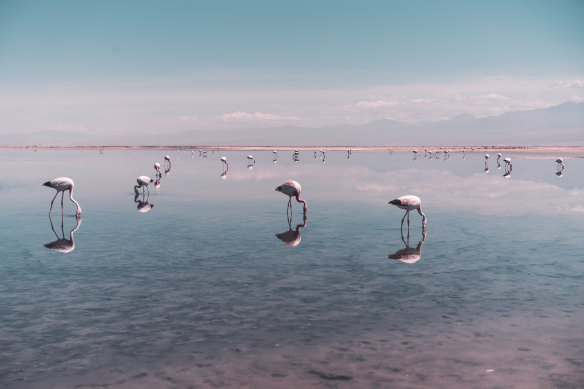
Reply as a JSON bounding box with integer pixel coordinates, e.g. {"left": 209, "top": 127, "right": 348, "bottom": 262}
{"left": 401, "top": 210, "right": 407, "bottom": 225}
{"left": 49, "top": 191, "right": 58, "bottom": 214}
{"left": 61, "top": 191, "right": 65, "bottom": 215}
{"left": 407, "top": 211, "right": 410, "bottom": 229}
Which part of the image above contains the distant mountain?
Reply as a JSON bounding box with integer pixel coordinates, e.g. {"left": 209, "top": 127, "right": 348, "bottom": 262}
{"left": 2, "top": 102, "right": 582, "bottom": 146}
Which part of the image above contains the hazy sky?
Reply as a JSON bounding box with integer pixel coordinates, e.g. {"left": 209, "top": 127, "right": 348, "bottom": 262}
{"left": 0, "top": 0, "right": 583, "bottom": 136}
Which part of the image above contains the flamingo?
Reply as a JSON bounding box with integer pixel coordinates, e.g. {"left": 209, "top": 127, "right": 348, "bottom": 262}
{"left": 556, "top": 158, "right": 564, "bottom": 170}
{"left": 134, "top": 176, "right": 154, "bottom": 194}
{"left": 43, "top": 177, "right": 82, "bottom": 216}
{"left": 154, "top": 163, "right": 161, "bottom": 177}
{"left": 273, "top": 150, "right": 278, "bottom": 163}
{"left": 504, "top": 157, "right": 512, "bottom": 172}
{"left": 247, "top": 155, "right": 255, "bottom": 167}
{"left": 388, "top": 195, "right": 426, "bottom": 229}
{"left": 220, "top": 156, "right": 228, "bottom": 169}
{"left": 275, "top": 180, "right": 307, "bottom": 213}
{"left": 164, "top": 155, "right": 171, "bottom": 167}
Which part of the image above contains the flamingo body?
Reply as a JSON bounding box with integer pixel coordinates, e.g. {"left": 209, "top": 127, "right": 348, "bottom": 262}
{"left": 389, "top": 195, "right": 426, "bottom": 228}
{"left": 135, "top": 176, "right": 154, "bottom": 194}
{"left": 43, "top": 177, "right": 82, "bottom": 216}
{"left": 275, "top": 180, "right": 307, "bottom": 212}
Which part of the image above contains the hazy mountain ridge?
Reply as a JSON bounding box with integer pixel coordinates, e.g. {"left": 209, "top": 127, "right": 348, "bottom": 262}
{"left": 2, "top": 102, "right": 582, "bottom": 146}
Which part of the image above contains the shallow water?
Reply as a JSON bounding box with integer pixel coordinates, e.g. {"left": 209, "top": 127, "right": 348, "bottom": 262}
{"left": 0, "top": 149, "right": 583, "bottom": 388}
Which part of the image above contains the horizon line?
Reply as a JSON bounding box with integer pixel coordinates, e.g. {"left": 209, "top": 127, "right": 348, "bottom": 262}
{"left": 2, "top": 145, "right": 583, "bottom": 154}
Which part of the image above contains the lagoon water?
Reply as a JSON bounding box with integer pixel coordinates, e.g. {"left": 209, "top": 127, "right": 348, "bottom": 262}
{"left": 0, "top": 149, "right": 583, "bottom": 388}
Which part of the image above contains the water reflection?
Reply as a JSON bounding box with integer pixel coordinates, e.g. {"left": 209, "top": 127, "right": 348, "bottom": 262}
{"left": 134, "top": 192, "right": 154, "bottom": 213}
{"left": 503, "top": 157, "right": 513, "bottom": 178}
{"left": 556, "top": 158, "right": 565, "bottom": 177}
{"left": 388, "top": 225, "right": 426, "bottom": 264}
{"left": 44, "top": 213, "right": 82, "bottom": 253}
{"left": 275, "top": 213, "right": 308, "bottom": 247}
{"left": 220, "top": 156, "right": 229, "bottom": 179}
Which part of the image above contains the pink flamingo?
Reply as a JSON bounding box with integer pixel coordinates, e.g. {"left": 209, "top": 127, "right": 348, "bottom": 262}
{"left": 43, "top": 177, "right": 82, "bottom": 216}
{"left": 154, "top": 163, "right": 161, "bottom": 177}
{"left": 134, "top": 176, "right": 154, "bottom": 195}
{"left": 275, "top": 180, "right": 307, "bottom": 213}
{"left": 388, "top": 195, "right": 426, "bottom": 229}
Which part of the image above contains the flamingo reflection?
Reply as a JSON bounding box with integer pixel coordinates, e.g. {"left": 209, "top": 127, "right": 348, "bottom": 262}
{"left": 44, "top": 213, "right": 82, "bottom": 253}
{"left": 555, "top": 158, "right": 565, "bottom": 177}
{"left": 134, "top": 192, "right": 154, "bottom": 212}
{"left": 388, "top": 225, "right": 426, "bottom": 264}
{"left": 220, "top": 156, "right": 229, "bottom": 179}
{"left": 503, "top": 157, "right": 512, "bottom": 178}
{"left": 275, "top": 213, "right": 308, "bottom": 247}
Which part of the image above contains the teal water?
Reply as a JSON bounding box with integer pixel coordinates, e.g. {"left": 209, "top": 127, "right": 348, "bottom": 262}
{"left": 0, "top": 149, "right": 583, "bottom": 388}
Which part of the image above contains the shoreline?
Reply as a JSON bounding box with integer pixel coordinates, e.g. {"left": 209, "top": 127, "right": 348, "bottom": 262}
{"left": 1, "top": 145, "right": 583, "bottom": 155}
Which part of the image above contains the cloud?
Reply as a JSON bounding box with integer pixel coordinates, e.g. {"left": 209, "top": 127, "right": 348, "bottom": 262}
{"left": 560, "top": 79, "right": 584, "bottom": 88}
{"left": 353, "top": 100, "right": 399, "bottom": 109}
{"left": 218, "top": 111, "right": 301, "bottom": 124}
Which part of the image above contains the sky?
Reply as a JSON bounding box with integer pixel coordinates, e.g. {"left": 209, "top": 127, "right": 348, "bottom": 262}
{"left": 0, "top": 0, "right": 583, "bottom": 139}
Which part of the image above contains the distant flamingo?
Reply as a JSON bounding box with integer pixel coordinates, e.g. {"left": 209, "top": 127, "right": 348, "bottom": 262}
{"left": 504, "top": 157, "right": 512, "bottom": 172}
{"left": 556, "top": 158, "right": 564, "bottom": 170}
{"left": 273, "top": 150, "right": 278, "bottom": 163}
{"left": 247, "top": 155, "right": 255, "bottom": 168}
{"left": 134, "top": 176, "right": 154, "bottom": 194}
{"left": 43, "top": 177, "right": 82, "bottom": 216}
{"left": 275, "top": 180, "right": 307, "bottom": 213}
{"left": 154, "top": 163, "right": 161, "bottom": 177}
{"left": 164, "top": 155, "right": 171, "bottom": 167}
{"left": 220, "top": 156, "right": 228, "bottom": 169}
{"left": 388, "top": 195, "right": 426, "bottom": 229}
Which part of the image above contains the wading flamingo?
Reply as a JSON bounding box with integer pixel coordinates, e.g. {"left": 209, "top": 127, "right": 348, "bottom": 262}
{"left": 275, "top": 180, "right": 307, "bottom": 213}
{"left": 134, "top": 176, "right": 154, "bottom": 194}
{"left": 43, "top": 177, "right": 82, "bottom": 216}
{"left": 164, "top": 155, "right": 171, "bottom": 167}
{"left": 154, "top": 163, "right": 161, "bottom": 177}
{"left": 388, "top": 195, "right": 426, "bottom": 229}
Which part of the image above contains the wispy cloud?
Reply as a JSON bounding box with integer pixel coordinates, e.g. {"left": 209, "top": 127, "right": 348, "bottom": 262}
{"left": 217, "top": 111, "right": 301, "bottom": 125}
{"left": 0, "top": 74, "right": 582, "bottom": 135}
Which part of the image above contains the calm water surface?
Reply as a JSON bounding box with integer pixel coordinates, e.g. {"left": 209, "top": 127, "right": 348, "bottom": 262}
{"left": 0, "top": 149, "right": 583, "bottom": 388}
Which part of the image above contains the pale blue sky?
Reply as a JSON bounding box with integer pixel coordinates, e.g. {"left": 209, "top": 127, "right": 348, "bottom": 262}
{"left": 0, "top": 0, "right": 582, "bottom": 137}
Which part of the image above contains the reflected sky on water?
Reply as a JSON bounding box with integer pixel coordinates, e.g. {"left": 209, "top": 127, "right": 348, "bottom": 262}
{"left": 0, "top": 149, "right": 583, "bottom": 388}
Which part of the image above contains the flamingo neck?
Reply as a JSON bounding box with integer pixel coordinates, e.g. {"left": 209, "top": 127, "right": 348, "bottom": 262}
{"left": 295, "top": 195, "right": 307, "bottom": 212}
{"left": 417, "top": 207, "right": 426, "bottom": 225}
{"left": 69, "top": 187, "right": 82, "bottom": 214}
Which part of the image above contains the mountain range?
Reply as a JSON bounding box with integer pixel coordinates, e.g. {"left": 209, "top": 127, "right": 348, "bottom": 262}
{"left": 2, "top": 102, "right": 583, "bottom": 147}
